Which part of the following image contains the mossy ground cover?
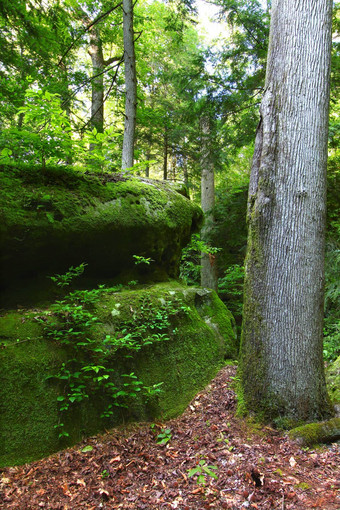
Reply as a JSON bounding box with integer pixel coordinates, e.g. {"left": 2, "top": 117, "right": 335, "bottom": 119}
{"left": 0, "top": 283, "right": 236, "bottom": 467}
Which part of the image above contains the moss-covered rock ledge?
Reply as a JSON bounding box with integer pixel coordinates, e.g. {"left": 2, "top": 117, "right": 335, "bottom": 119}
{"left": 0, "top": 165, "right": 202, "bottom": 295}
{"left": 288, "top": 418, "right": 340, "bottom": 446}
{"left": 0, "top": 282, "right": 237, "bottom": 467}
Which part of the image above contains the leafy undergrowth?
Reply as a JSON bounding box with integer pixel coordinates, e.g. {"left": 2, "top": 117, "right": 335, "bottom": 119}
{"left": 1, "top": 366, "right": 339, "bottom": 509}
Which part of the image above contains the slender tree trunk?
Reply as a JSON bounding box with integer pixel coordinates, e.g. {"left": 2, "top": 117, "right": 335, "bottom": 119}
{"left": 145, "top": 125, "right": 154, "bottom": 177}
{"left": 200, "top": 115, "right": 217, "bottom": 291}
{"left": 145, "top": 147, "right": 151, "bottom": 177}
{"left": 171, "top": 151, "right": 177, "bottom": 181}
{"left": 183, "top": 156, "right": 189, "bottom": 191}
{"left": 59, "top": 62, "right": 73, "bottom": 165}
{"left": 88, "top": 27, "right": 105, "bottom": 137}
{"left": 163, "top": 129, "right": 168, "bottom": 180}
{"left": 122, "top": 0, "right": 137, "bottom": 170}
{"left": 240, "top": 0, "right": 333, "bottom": 423}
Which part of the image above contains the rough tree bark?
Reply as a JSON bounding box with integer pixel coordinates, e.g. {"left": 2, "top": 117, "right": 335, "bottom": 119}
{"left": 200, "top": 115, "right": 218, "bottom": 291}
{"left": 122, "top": 0, "right": 137, "bottom": 170}
{"left": 239, "top": 0, "right": 333, "bottom": 423}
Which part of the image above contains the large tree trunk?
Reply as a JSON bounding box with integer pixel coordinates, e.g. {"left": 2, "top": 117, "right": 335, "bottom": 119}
{"left": 200, "top": 115, "right": 217, "bottom": 291}
{"left": 122, "top": 0, "right": 137, "bottom": 170}
{"left": 239, "top": 0, "right": 333, "bottom": 423}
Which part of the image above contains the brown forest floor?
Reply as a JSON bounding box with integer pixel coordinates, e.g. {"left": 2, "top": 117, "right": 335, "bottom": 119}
{"left": 1, "top": 366, "right": 339, "bottom": 510}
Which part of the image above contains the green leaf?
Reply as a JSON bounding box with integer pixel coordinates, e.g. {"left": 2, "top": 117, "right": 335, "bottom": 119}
{"left": 81, "top": 445, "right": 93, "bottom": 453}
{"left": 1, "top": 148, "right": 12, "bottom": 157}
{"left": 46, "top": 212, "right": 54, "bottom": 223}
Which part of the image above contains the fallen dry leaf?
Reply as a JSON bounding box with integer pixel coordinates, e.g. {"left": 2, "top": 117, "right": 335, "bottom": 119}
{"left": 289, "top": 456, "right": 297, "bottom": 468}
{"left": 109, "top": 455, "right": 121, "bottom": 463}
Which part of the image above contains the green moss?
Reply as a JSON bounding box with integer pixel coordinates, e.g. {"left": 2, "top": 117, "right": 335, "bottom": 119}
{"left": 288, "top": 417, "right": 340, "bottom": 446}
{"left": 0, "top": 314, "right": 68, "bottom": 466}
{"left": 95, "top": 283, "right": 237, "bottom": 417}
{"left": 326, "top": 356, "right": 340, "bottom": 404}
{"left": 0, "top": 283, "right": 235, "bottom": 467}
{"left": 0, "top": 164, "right": 202, "bottom": 305}
{"left": 194, "top": 289, "right": 238, "bottom": 358}
{"left": 294, "top": 482, "right": 311, "bottom": 490}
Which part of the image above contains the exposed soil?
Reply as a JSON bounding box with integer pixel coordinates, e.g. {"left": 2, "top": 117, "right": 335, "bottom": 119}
{"left": 1, "top": 366, "right": 339, "bottom": 509}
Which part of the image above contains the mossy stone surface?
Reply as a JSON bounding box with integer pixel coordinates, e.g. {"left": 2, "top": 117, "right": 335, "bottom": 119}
{"left": 0, "top": 283, "right": 236, "bottom": 467}
{"left": 0, "top": 312, "right": 68, "bottom": 466}
{"left": 288, "top": 417, "right": 340, "bottom": 446}
{"left": 0, "top": 165, "right": 202, "bottom": 297}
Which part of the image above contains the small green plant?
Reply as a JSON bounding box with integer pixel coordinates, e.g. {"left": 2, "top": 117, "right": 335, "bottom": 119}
{"left": 101, "top": 469, "right": 109, "bottom": 479}
{"left": 216, "top": 432, "right": 234, "bottom": 451}
{"left": 180, "top": 233, "right": 221, "bottom": 286}
{"left": 54, "top": 422, "right": 69, "bottom": 439}
{"left": 49, "top": 263, "right": 87, "bottom": 288}
{"left": 143, "top": 382, "right": 164, "bottom": 401}
{"left": 156, "top": 428, "right": 172, "bottom": 445}
{"left": 133, "top": 255, "right": 154, "bottom": 265}
{"left": 323, "top": 239, "right": 340, "bottom": 362}
{"left": 187, "top": 459, "right": 218, "bottom": 486}
{"left": 41, "top": 264, "right": 172, "bottom": 437}
{"left": 1, "top": 88, "right": 74, "bottom": 167}
{"left": 79, "top": 126, "right": 121, "bottom": 171}
{"left": 218, "top": 264, "right": 244, "bottom": 332}
{"left": 216, "top": 432, "right": 230, "bottom": 445}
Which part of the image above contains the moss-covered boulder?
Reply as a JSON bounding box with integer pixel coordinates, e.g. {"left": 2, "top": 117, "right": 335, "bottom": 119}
{"left": 288, "top": 417, "right": 340, "bottom": 446}
{"left": 288, "top": 360, "right": 340, "bottom": 446}
{"left": 0, "top": 282, "right": 236, "bottom": 467}
{"left": 326, "top": 356, "right": 340, "bottom": 406}
{"left": 0, "top": 165, "right": 202, "bottom": 298}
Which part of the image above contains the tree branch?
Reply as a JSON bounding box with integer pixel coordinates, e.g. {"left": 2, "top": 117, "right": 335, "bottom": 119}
{"left": 80, "top": 57, "right": 124, "bottom": 132}
{"left": 58, "top": 2, "right": 123, "bottom": 67}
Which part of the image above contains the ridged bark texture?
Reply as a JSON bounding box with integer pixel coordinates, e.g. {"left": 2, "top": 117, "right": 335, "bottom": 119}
{"left": 122, "top": 0, "right": 137, "bottom": 170}
{"left": 200, "top": 116, "right": 217, "bottom": 291}
{"left": 240, "top": 0, "right": 333, "bottom": 422}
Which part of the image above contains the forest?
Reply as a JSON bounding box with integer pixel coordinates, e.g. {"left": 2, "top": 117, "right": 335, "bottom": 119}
{"left": 0, "top": 0, "right": 339, "bottom": 508}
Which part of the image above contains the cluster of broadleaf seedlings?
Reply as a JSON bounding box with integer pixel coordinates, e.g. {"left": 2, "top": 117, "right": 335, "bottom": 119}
{"left": 149, "top": 423, "right": 218, "bottom": 486}
{"left": 39, "top": 263, "right": 190, "bottom": 438}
